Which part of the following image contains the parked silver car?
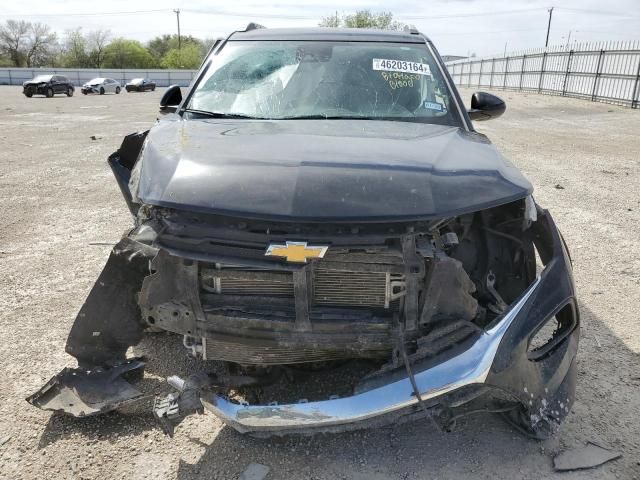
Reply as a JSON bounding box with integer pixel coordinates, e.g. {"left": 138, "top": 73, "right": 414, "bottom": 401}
{"left": 81, "top": 78, "right": 121, "bottom": 95}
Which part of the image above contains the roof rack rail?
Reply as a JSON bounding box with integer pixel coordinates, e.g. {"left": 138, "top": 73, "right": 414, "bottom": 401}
{"left": 245, "top": 22, "right": 266, "bottom": 31}
{"left": 404, "top": 26, "right": 420, "bottom": 35}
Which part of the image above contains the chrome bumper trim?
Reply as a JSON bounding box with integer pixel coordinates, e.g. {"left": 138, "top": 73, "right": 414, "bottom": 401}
{"left": 201, "top": 278, "right": 540, "bottom": 433}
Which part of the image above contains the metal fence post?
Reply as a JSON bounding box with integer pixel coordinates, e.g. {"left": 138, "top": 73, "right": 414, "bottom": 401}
{"left": 503, "top": 57, "right": 509, "bottom": 89}
{"left": 467, "top": 61, "right": 472, "bottom": 87}
{"left": 591, "top": 49, "right": 605, "bottom": 102}
{"left": 519, "top": 55, "right": 527, "bottom": 90}
{"left": 562, "top": 50, "right": 574, "bottom": 96}
{"left": 8, "top": 69, "right": 12, "bottom": 85}
{"left": 631, "top": 56, "right": 640, "bottom": 108}
{"left": 490, "top": 57, "right": 496, "bottom": 88}
{"left": 538, "top": 52, "right": 547, "bottom": 93}
{"left": 478, "top": 59, "right": 483, "bottom": 87}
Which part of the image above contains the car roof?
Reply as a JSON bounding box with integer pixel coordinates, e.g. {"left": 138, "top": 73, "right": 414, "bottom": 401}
{"left": 229, "top": 27, "right": 428, "bottom": 43}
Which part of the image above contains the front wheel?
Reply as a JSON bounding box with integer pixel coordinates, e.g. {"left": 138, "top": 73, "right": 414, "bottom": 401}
{"left": 25, "top": 92, "right": 33, "bottom": 98}
{"left": 99, "top": 87, "right": 105, "bottom": 95}
{"left": 46, "top": 88, "right": 54, "bottom": 98}
{"left": 151, "top": 86, "right": 155, "bottom": 91}
{"left": 66, "top": 87, "right": 74, "bottom": 97}
{"left": 116, "top": 86, "right": 121, "bottom": 94}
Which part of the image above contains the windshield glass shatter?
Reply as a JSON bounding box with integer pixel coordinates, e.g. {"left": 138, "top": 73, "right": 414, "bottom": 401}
{"left": 189, "top": 41, "right": 459, "bottom": 125}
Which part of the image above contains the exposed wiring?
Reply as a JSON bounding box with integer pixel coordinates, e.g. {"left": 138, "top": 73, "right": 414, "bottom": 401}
{"left": 393, "top": 313, "right": 447, "bottom": 433}
{"left": 482, "top": 226, "right": 524, "bottom": 246}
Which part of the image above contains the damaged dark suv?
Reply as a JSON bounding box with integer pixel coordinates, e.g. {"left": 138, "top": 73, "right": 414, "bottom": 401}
{"left": 29, "top": 27, "right": 579, "bottom": 439}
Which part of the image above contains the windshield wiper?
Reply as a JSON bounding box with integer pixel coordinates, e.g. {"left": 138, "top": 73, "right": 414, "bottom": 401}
{"left": 183, "top": 109, "right": 259, "bottom": 119}
{"left": 277, "top": 114, "right": 373, "bottom": 120}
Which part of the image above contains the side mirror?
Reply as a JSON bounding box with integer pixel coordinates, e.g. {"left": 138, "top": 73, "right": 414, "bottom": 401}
{"left": 468, "top": 92, "right": 506, "bottom": 121}
{"left": 160, "top": 85, "right": 183, "bottom": 114}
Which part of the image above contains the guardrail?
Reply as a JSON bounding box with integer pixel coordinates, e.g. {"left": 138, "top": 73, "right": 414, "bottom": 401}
{"left": 0, "top": 68, "right": 198, "bottom": 87}
{"left": 445, "top": 41, "right": 640, "bottom": 108}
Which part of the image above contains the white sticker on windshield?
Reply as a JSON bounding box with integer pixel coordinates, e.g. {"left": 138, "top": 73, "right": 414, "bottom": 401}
{"left": 424, "top": 101, "right": 444, "bottom": 112}
{"left": 373, "top": 58, "right": 432, "bottom": 77}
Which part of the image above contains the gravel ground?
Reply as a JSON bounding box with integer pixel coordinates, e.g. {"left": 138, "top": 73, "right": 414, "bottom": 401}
{"left": 0, "top": 86, "right": 639, "bottom": 479}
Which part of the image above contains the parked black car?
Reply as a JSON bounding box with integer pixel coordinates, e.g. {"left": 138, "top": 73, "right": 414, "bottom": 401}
{"left": 29, "top": 27, "right": 579, "bottom": 441}
{"left": 125, "top": 78, "right": 156, "bottom": 92}
{"left": 23, "top": 75, "right": 74, "bottom": 97}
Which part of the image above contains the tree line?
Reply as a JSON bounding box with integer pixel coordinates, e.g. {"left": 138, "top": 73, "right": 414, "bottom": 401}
{"left": 0, "top": 11, "right": 408, "bottom": 70}
{"left": 0, "top": 20, "right": 215, "bottom": 69}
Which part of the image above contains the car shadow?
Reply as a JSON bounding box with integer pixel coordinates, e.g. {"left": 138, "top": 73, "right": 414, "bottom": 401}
{"left": 36, "top": 300, "right": 639, "bottom": 478}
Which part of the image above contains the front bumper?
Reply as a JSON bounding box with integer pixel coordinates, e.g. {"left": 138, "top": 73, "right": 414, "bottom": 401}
{"left": 202, "top": 281, "right": 538, "bottom": 433}
{"left": 27, "top": 205, "right": 578, "bottom": 437}
{"left": 23, "top": 84, "right": 47, "bottom": 95}
{"left": 81, "top": 86, "right": 99, "bottom": 94}
{"left": 199, "top": 208, "right": 579, "bottom": 435}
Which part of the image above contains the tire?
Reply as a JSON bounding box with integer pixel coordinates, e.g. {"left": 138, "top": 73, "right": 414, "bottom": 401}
{"left": 82, "top": 91, "right": 87, "bottom": 95}
{"left": 46, "top": 88, "right": 54, "bottom": 98}
{"left": 66, "top": 87, "right": 74, "bottom": 97}
{"left": 25, "top": 92, "right": 33, "bottom": 98}
{"left": 99, "top": 87, "right": 105, "bottom": 95}
{"left": 151, "top": 86, "right": 155, "bottom": 91}
{"left": 116, "top": 86, "right": 121, "bottom": 94}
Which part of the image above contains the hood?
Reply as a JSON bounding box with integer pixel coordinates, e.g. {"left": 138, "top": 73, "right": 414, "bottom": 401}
{"left": 134, "top": 118, "right": 533, "bottom": 222}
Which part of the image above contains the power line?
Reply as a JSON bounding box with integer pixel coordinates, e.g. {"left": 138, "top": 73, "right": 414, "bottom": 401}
{"left": 181, "top": 6, "right": 549, "bottom": 20}
{"left": 182, "top": 8, "right": 313, "bottom": 20}
{"left": 0, "top": 9, "right": 170, "bottom": 18}
{"left": 559, "top": 7, "right": 640, "bottom": 17}
{"left": 431, "top": 27, "right": 544, "bottom": 37}
{"left": 397, "top": 7, "right": 546, "bottom": 20}
{"left": 0, "top": 6, "right": 557, "bottom": 21}
{"left": 2, "top": 5, "right": 639, "bottom": 22}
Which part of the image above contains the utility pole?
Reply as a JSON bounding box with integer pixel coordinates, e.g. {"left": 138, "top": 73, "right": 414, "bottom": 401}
{"left": 174, "top": 9, "right": 181, "bottom": 50}
{"left": 545, "top": 7, "right": 554, "bottom": 47}
{"left": 564, "top": 30, "right": 578, "bottom": 49}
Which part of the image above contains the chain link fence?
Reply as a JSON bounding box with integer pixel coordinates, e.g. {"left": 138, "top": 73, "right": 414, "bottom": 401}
{"left": 445, "top": 40, "right": 640, "bottom": 108}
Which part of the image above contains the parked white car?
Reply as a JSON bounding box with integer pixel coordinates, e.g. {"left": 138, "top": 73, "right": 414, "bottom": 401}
{"left": 81, "top": 78, "right": 121, "bottom": 95}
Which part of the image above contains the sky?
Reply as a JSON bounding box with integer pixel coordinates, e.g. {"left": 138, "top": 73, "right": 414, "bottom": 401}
{"left": 1, "top": 0, "right": 639, "bottom": 57}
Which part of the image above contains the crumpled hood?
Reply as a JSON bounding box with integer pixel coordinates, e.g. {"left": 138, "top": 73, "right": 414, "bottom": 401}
{"left": 134, "top": 117, "right": 533, "bottom": 221}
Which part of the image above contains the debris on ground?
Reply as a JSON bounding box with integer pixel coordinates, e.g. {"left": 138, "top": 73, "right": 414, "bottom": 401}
{"left": 90, "top": 135, "right": 103, "bottom": 141}
{"left": 554, "top": 183, "right": 565, "bottom": 189}
{"left": 239, "top": 463, "right": 270, "bottom": 480}
{"left": 553, "top": 442, "right": 622, "bottom": 471}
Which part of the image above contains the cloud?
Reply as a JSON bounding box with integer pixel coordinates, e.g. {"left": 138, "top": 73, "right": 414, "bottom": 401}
{"left": 1, "top": 0, "right": 638, "bottom": 56}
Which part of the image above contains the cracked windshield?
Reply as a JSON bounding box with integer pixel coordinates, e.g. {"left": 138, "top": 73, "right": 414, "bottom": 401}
{"left": 188, "top": 40, "right": 460, "bottom": 124}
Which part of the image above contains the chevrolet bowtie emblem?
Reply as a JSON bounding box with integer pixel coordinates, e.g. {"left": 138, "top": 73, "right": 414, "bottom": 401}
{"left": 265, "top": 241, "right": 329, "bottom": 263}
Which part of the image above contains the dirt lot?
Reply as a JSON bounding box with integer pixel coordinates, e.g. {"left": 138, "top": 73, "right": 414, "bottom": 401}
{"left": 0, "top": 86, "right": 639, "bottom": 480}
